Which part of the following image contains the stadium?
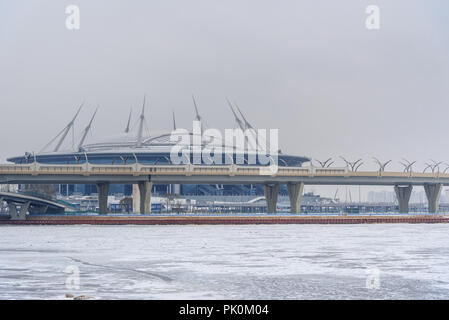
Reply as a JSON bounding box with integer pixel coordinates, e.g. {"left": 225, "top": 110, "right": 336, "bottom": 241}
{"left": 7, "top": 98, "right": 311, "bottom": 197}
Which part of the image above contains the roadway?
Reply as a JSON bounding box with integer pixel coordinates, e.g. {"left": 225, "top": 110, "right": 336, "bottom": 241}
{"left": 1, "top": 163, "right": 447, "bottom": 215}
{"left": 1, "top": 163, "right": 449, "bottom": 185}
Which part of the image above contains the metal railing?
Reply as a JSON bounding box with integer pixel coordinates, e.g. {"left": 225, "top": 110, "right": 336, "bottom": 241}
{"left": 1, "top": 162, "right": 449, "bottom": 179}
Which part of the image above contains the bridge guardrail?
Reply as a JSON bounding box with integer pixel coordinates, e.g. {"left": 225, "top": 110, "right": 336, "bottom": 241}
{"left": 1, "top": 163, "right": 449, "bottom": 180}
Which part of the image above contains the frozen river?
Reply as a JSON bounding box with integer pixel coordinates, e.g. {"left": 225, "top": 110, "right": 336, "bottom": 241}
{"left": 1, "top": 224, "right": 449, "bottom": 299}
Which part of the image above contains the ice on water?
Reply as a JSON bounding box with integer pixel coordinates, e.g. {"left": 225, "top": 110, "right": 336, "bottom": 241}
{"left": 1, "top": 224, "right": 449, "bottom": 299}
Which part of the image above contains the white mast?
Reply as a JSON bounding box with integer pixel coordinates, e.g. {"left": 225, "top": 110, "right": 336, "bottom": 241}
{"left": 54, "top": 103, "right": 83, "bottom": 152}
{"left": 192, "top": 95, "right": 201, "bottom": 122}
{"left": 192, "top": 95, "right": 205, "bottom": 132}
{"left": 234, "top": 103, "right": 260, "bottom": 150}
{"left": 135, "top": 95, "right": 146, "bottom": 148}
{"left": 76, "top": 107, "right": 98, "bottom": 152}
{"left": 124, "top": 108, "right": 132, "bottom": 133}
{"left": 227, "top": 99, "right": 245, "bottom": 130}
{"left": 235, "top": 104, "right": 255, "bottom": 131}
{"left": 172, "top": 109, "right": 177, "bottom": 130}
{"left": 40, "top": 102, "right": 84, "bottom": 153}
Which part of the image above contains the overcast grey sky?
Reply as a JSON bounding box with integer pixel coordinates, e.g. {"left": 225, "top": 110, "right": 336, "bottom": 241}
{"left": 1, "top": 0, "right": 448, "bottom": 177}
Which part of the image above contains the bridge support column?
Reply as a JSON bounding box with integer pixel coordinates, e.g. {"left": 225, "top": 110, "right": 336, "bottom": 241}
{"left": 287, "top": 182, "right": 304, "bottom": 213}
{"left": 424, "top": 183, "right": 442, "bottom": 213}
{"left": 132, "top": 184, "right": 139, "bottom": 213}
{"left": 96, "top": 182, "right": 110, "bottom": 214}
{"left": 8, "top": 201, "right": 30, "bottom": 220}
{"left": 264, "top": 183, "right": 279, "bottom": 213}
{"left": 394, "top": 185, "right": 412, "bottom": 213}
{"left": 133, "top": 181, "right": 152, "bottom": 214}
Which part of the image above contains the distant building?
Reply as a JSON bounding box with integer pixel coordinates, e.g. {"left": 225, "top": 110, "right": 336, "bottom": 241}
{"left": 367, "top": 190, "right": 396, "bottom": 203}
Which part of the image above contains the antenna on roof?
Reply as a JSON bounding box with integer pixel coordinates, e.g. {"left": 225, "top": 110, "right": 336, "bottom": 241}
{"left": 40, "top": 101, "right": 84, "bottom": 153}
{"left": 124, "top": 108, "right": 132, "bottom": 133}
{"left": 172, "top": 109, "right": 177, "bottom": 130}
{"left": 135, "top": 95, "right": 147, "bottom": 147}
{"left": 76, "top": 107, "right": 98, "bottom": 152}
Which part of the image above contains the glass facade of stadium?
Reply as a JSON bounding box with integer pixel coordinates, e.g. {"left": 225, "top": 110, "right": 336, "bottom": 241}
{"left": 8, "top": 151, "right": 310, "bottom": 197}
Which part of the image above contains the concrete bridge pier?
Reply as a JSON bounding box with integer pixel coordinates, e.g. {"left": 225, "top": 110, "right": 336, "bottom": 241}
{"left": 96, "top": 182, "right": 110, "bottom": 214}
{"left": 264, "top": 183, "right": 279, "bottom": 213}
{"left": 424, "top": 183, "right": 442, "bottom": 213}
{"left": 133, "top": 181, "right": 153, "bottom": 214}
{"left": 8, "top": 201, "right": 30, "bottom": 220}
{"left": 287, "top": 182, "right": 304, "bottom": 213}
{"left": 394, "top": 185, "right": 412, "bottom": 213}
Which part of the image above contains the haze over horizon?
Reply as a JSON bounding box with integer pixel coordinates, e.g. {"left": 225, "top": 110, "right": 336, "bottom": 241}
{"left": 1, "top": 1, "right": 449, "bottom": 198}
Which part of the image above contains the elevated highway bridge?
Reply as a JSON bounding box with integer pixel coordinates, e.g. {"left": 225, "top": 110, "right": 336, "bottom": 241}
{"left": 1, "top": 163, "right": 447, "bottom": 216}
{"left": 0, "top": 191, "right": 74, "bottom": 220}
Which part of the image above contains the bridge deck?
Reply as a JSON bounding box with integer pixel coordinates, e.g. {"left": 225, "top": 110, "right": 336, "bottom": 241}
{"left": 0, "top": 191, "right": 66, "bottom": 209}
{"left": 1, "top": 163, "right": 449, "bottom": 185}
